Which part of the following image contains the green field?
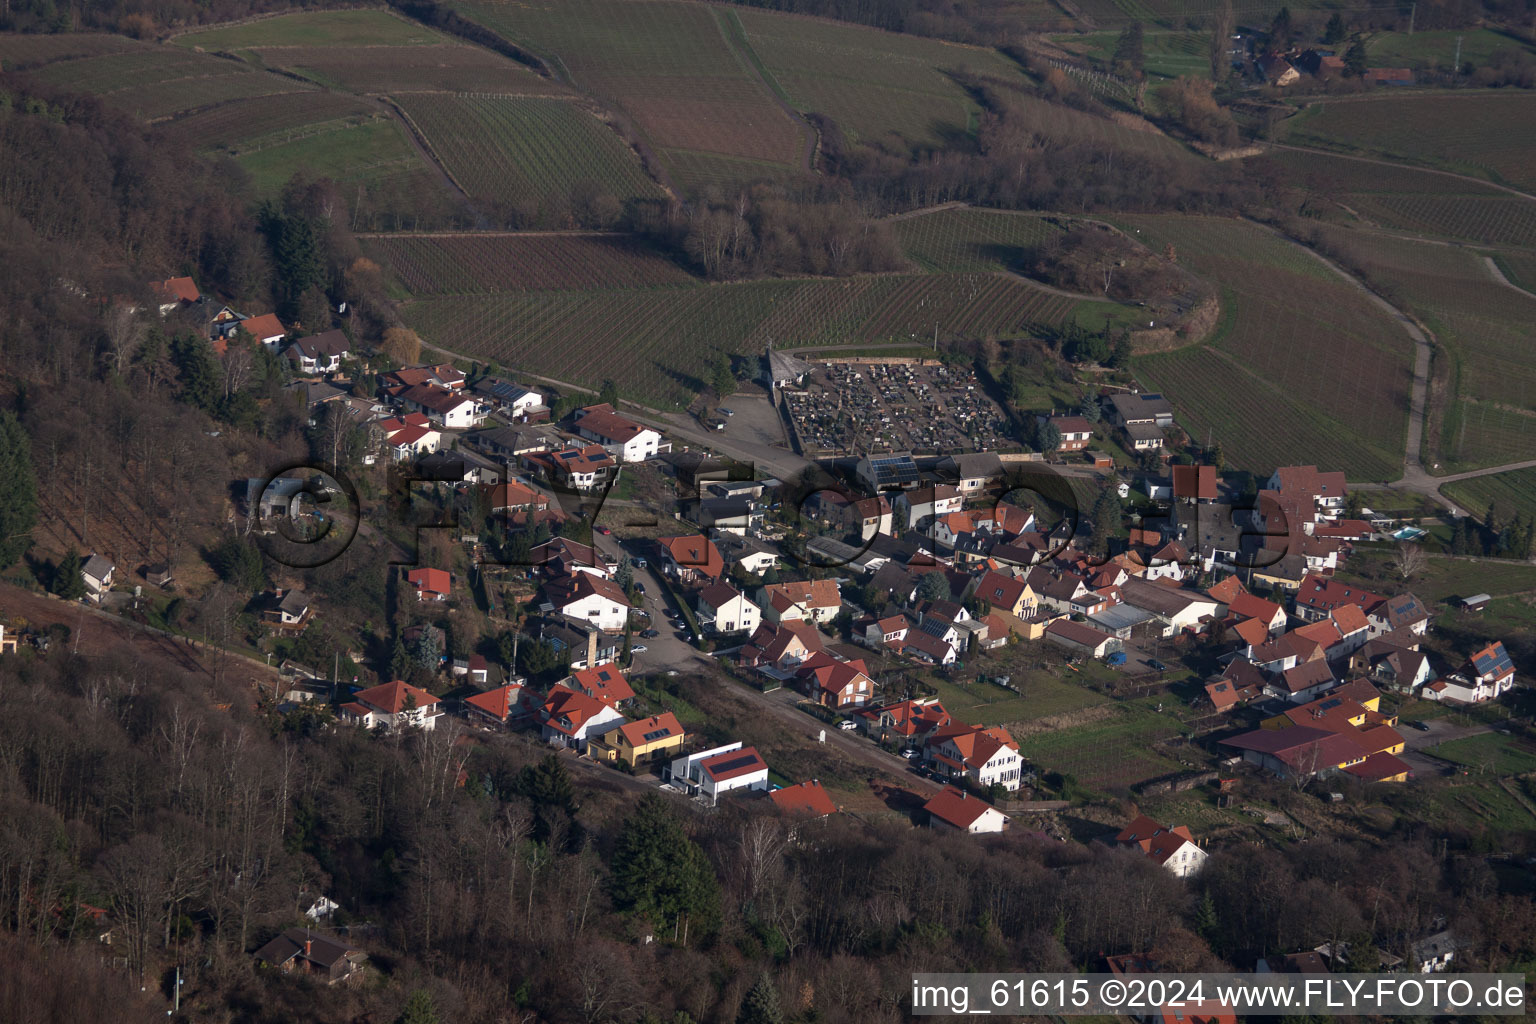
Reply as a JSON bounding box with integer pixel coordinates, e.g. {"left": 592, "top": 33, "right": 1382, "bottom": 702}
{"left": 235, "top": 118, "right": 447, "bottom": 220}
{"left": 1283, "top": 93, "right": 1536, "bottom": 193}
{"left": 1119, "top": 215, "right": 1413, "bottom": 481}
{"left": 1431, "top": 733, "right": 1536, "bottom": 776}
{"left": 894, "top": 207, "right": 1065, "bottom": 272}
{"left": 1309, "top": 225, "right": 1536, "bottom": 472}
{"left": 1015, "top": 703, "right": 1189, "bottom": 793}
{"left": 455, "top": 0, "right": 807, "bottom": 192}
{"left": 261, "top": 43, "right": 562, "bottom": 94}
{"left": 28, "top": 45, "right": 313, "bottom": 118}
{"left": 174, "top": 9, "right": 444, "bottom": 49}
{"left": 156, "top": 91, "right": 379, "bottom": 152}
{"left": 1366, "top": 28, "right": 1536, "bottom": 72}
{"left": 1054, "top": 28, "right": 1210, "bottom": 81}
{"left": 733, "top": 8, "right": 1018, "bottom": 147}
{"left": 1444, "top": 467, "right": 1536, "bottom": 528}
{"left": 922, "top": 671, "right": 1109, "bottom": 729}
{"left": 393, "top": 94, "right": 664, "bottom": 207}
{"left": 1336, "top": 549, "right": 1536, "bottom": 605}
{"left": 1494, "top": 252, "right": 1536, "bottom": 293}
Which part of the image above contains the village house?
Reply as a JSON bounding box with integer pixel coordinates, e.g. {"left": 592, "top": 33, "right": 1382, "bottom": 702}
{"left": 938, "top": 451, "right": 1004, "bottom": 496}
{"left": 262, "top": 587, "right": 313, "bottom": 631}
{"left": 1368, "top": 592, "right": 1430, "bottom": 637}
{"left": 571, "top": 404, "right": 662, "bottom": 462}
{"left": 669, "top": 743, "right": 769, "bottom": 805}
{"left": 757, "top": 579, "right": 841, "bottom": 625}
{"left": 379, "top": 414, "right": 442, "bottom": 461}
{"left": 254, "top": 928, "right": 365, "bottom": 983}
{"left": 568, "top": 664, "right": 635, "bottom": 708}
{"left": 740, "top": 620, "right": 825, "bottom": 670}
{"left": 149, "top": 276, "right": 200, "bottom": 315}
{"left": 1222, "top": 721, "right": 1410, "bottom": 784}
{"left": 925, "top": 722, "right": 1023, "bottom": 791}
{"left": 1045, "top": 618, "right": 1121, "bottom": 659}
{"left": 1047, "top": 414, "right": 1094, "bottom": 451}
{"left": 1114, "top": 815, "right": 1208, "bottom": 878}
{"left": 923, "top": 786, "right": 1008, "bottom": 834}
{"left": 462, "top": 681, "right": 524, "bottom": 727}
{"left": 217, "top": 311, "right": 287, "bottom": 349}
{"left": 284, "top": 330, "right": 350, "bottom": 375}
{"left": 588, "top": 712, "right": 686, "bottom": 769}
{"left": 1172, "top": 464, "right": 1219, "bottom": 503}
{"left": 769, "top": 779, "right": 838, "bottom": 820}
{"left": 544, "top": 572, "right": 631, "bottom": 631}
{"left": 522, "top": 444, "right": 618, "bottom": 492}
{"left": 81, "top": 554, "right": 114, "bottom": 602}
{"left": 1269, "top": 465, "right": 1349, "bottom": 520}
{"left": 530, "top": 537, "right": 612, "bottom": 579}
{"left": 1426, "top": 641, "right": 1515, "bottom": 703}
{"left": 862, "top": 613, "right": 909, "bottom": 652}
{"left": 488, "top": 481, "right": 549, "bottom": 514}
{"left": 340, "top": 680, "right": 443, "bottom": 731}
{"left": 405, "top": 567, "right": 451, "bottom": 602}
{"left": 537, "top": 618, "right": 622, "bottom": 671}
{"left": 1106, "top": 392, "right": 1175, "bottom": 430}
{"left": 797, "top": 656, "right": 875, "bottom": 709}
{"left": 396, "top": 383, "right": 482, "bottom": 430}
{"left": 539, "top": 684, "right": 625, "bottom": 748}
{"left": 696, "top": 581, "right": 760, "bottom": 635}
{"left": 473, "top": 378, "right": 547, "bottom": 420}
{"left": 900, "top": 627, "right": 956, "bottom": 666}
{"left": 657, "top": 534, "right": 725, "bottom": 585}
{"left": 857, "top": 697, "right": 951, "bottom": 746}
{"left": 971, "top": 570, "right": 1038, "bottom": 618}
{"left": 896, "top": 484, "right": 963, "bottom": 527}
{"left": 854, "top": 450, "right": 920, "bottom": 492}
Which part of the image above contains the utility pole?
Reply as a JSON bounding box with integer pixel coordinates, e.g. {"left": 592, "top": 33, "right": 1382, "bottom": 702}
{"left": 1454, "top": 35, "right": 1463, "bottom": 69}
{"left": 1408, "top": 2, "right": 1415, "bottom": 34}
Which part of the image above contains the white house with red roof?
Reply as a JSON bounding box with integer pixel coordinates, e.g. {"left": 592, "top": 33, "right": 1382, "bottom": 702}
{"left": 378, "top": 413, "right": 442, "bottom": 461}
{"left": 863, "top": 614, "right": 909, "bottom": 651}
{"left": 923, "top": 786, "right": 1008, "bottom": 833}
{"left": 740, "top": 620, "right": 825, "bottom": 670}
{"left": 668, "top": 742, "right": 769, "bottom": 804}
{"left": 756, "top": 579, "right": 841, "bottom": 625}
{"left": 925, "top": 722, "right": 1023, "bottom": 791}
{"left": 340, "top": 680, "right": 443, "bottom": 731}
{"left": 149, "top": 276, "right": 200, "bottom": 314}
{"left": 398, "top": 383, "right": 481, "bottom": 430}
{"left": 572, "top": 403, "right": 662, "bottom": 462}
{"left": 696, "top": 582, "right": 759, "bottom": 635}
{"left": 545, "top": 572, "right": 631, "bottom": 631}
{"left": 769, "top": 779, "right": 837, "bottom": 819}
{"left": 1427, "top": 641, "right": 1515, "bottom": 703}
{"left": 406, "top": 567, "right": 451, "bottom": 602}
{"left": 1268, "top": 465, "right": 1349, "bottom": 520}
{"left": 539, "top": 684, "right": 625, "bottom": 748}
{"left": 858, "top": 697, "right": 951, "bottom": 745}
{"left": 657, "top": 534, "right": 725, "bottom": 585}
{"left": 895, "top": 485, "right": 963, "bottom": 527}
{"left": 1114, "top": 815, "right": 1207, "bottom": 878}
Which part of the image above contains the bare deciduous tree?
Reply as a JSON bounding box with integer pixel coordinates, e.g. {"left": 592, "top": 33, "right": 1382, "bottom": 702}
{"left": 1391, "top": 542, "right": 1427, "bottom": 580}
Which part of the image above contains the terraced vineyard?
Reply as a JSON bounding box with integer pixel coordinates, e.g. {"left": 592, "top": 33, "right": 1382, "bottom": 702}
{"left": 1495, "top": 252, "right": 1536, "bottom": 294}
{"left": 0, "top": 32, "right": 137, "bottom": 69}
{"left": 156, "top": 92, "right": 378, "bottom": 152}
{"left": 174, "top": 9, "right": 444, "bottom": 49}
{"left": 392, "top": 93, "right": 664, "bottom": 206}
{"left": 732, "top": 8, "right": 1020, "bottom": 147}
{"left": 28, "top": 46, "right": 314, "bottom": 118}
{"left": 1283, "top": 93, "right": 1536, "bottom": 193}
{"left": 363, "top": 233, "right": 696, "bottom": 293}
{"left": 895, "top": 207, "right": 1064, "bottom": 272}
{"left": 257, "top": 43, "right": 566, "bottom": 94}
{"left": 1309, "top": 225, "right": 1536, "bottom": 472}
{"left": 1118, "top": 215, "right": 1413, "bottom": 481}
{"left": 455, "top": 0, "right": 806, "bottom": 190}
{"left": 399, "top": 270, "right": 1098, "bottom": 406}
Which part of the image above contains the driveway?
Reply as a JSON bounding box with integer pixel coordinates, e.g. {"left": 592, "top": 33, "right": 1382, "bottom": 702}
{"left": 712, "top": 393, "right": 788, "bottom": 450}
{"left": 1396, "top": 716, "right": 1493, "bottom": 778}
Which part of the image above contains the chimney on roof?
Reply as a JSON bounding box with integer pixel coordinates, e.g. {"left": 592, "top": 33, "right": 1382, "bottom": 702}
{"left": 304, "top": 938, "right": 313, "bottom": 957}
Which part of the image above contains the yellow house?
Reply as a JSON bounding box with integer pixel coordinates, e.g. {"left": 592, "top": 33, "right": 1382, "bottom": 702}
{"left": 587, "top": 712, "right": 686, "bottom": 768}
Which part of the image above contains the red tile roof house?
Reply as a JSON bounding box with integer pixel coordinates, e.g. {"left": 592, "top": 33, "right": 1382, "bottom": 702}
{"left": 488, "top": 481, "right": 549, "bottom": 513}
{"left": 406, "top": 566, "right": 451, "bottom": 602}
{"left": 757, "top": 579, "right": 842, "bottom": 625}
{"left": 397, "top": 382, "right": 482, "bottom": 430}
{"left": 1428, "top": 641, "right": 1516, "bottom": 703}
{"left": 149, "top": 276, "right": 200, "bottom": 313}
{"left": 1114, "top": 815, "right": 1208, "bottom": 878}
{"left": 857, "top": 697, "right": 951, "bottom": 745}
{"left": 769, "top": 779, "right": 838, "bottom": 819}
{"left": 923, "top": 785, "right": 1008, "bottom": 834}
{"left": 671, "top": 744, "right": 770, "bottom": 806}
{"left": 899, "top": 627, "right": 956, "bottom": 666}
{"left": 571, "top": 403, "right": 663, "bottom": 463}
{"left": 796, "top": 657, "right": 875, "bottom": 709}
{"left": 538, "top": 684, "right": 626, "bottom": 749}
{"left": 925, "top": 722, "right": 1023, "bottom": 791}
{"left": 462, "top": 681, "right": 524, "bottom": 727}
{"left": 340, "top": 680, "right": 443, "bottom": 731}
{"left": 739, "top": 620, "right": 825, "bottom": 670}
{"left": 1221, "top": 725, "right": 1410, "bottom": 784}
{"left": 568, "top": 664, "right": 636, "bottom": 708}
{"left": 1293, "top": 574, "right": 1383, "bottom": 623}
{"left": 657, "top": 534, "right": 725, "bottom": 585}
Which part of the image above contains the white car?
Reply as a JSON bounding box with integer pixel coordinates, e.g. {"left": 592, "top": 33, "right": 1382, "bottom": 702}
{"left": 837, "top": 720, "right": 858, "bottom": 731}
{"left": 900, "top": 747, "right": 919, "bottom": 759}
{"left": 631, "top": 644, "right": 649, "bottom": 654}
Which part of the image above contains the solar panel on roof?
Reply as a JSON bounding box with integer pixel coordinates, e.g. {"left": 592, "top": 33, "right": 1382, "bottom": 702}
{"left": 705, "top": 754, "right": 760, "bottom": 775}
{"left": 642, "top": 728, "right": 673, "bottom": 742}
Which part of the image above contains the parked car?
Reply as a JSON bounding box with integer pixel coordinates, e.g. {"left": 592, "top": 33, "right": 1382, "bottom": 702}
{"left": 630, "top": 644, "right": 649, "bottom": 654}
{"left": 640, "top": 628, "right": 660, "bottom": 639}
{"left": 1410, "top": 720, "right": 1432, "bottom": 732}
{"left": 596, "top": 525, "right": 612, "bottom": 535}
{"left": 837, "top": 720, "right": 857, "bottom": 731}
{"left": 635, "top": 582, "right": 646, "bottom": 596}
{"left": 900, "top": 748, "right": 919, "bottom": 759}
{"left": 720, "top": 408, "right": 734, "bottom": 416}
{"left": 1147, "top": 658, "right": 1168, "bottom": 672}
{"left": 631, "top": 557, "right": 647, "bottom": 568}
